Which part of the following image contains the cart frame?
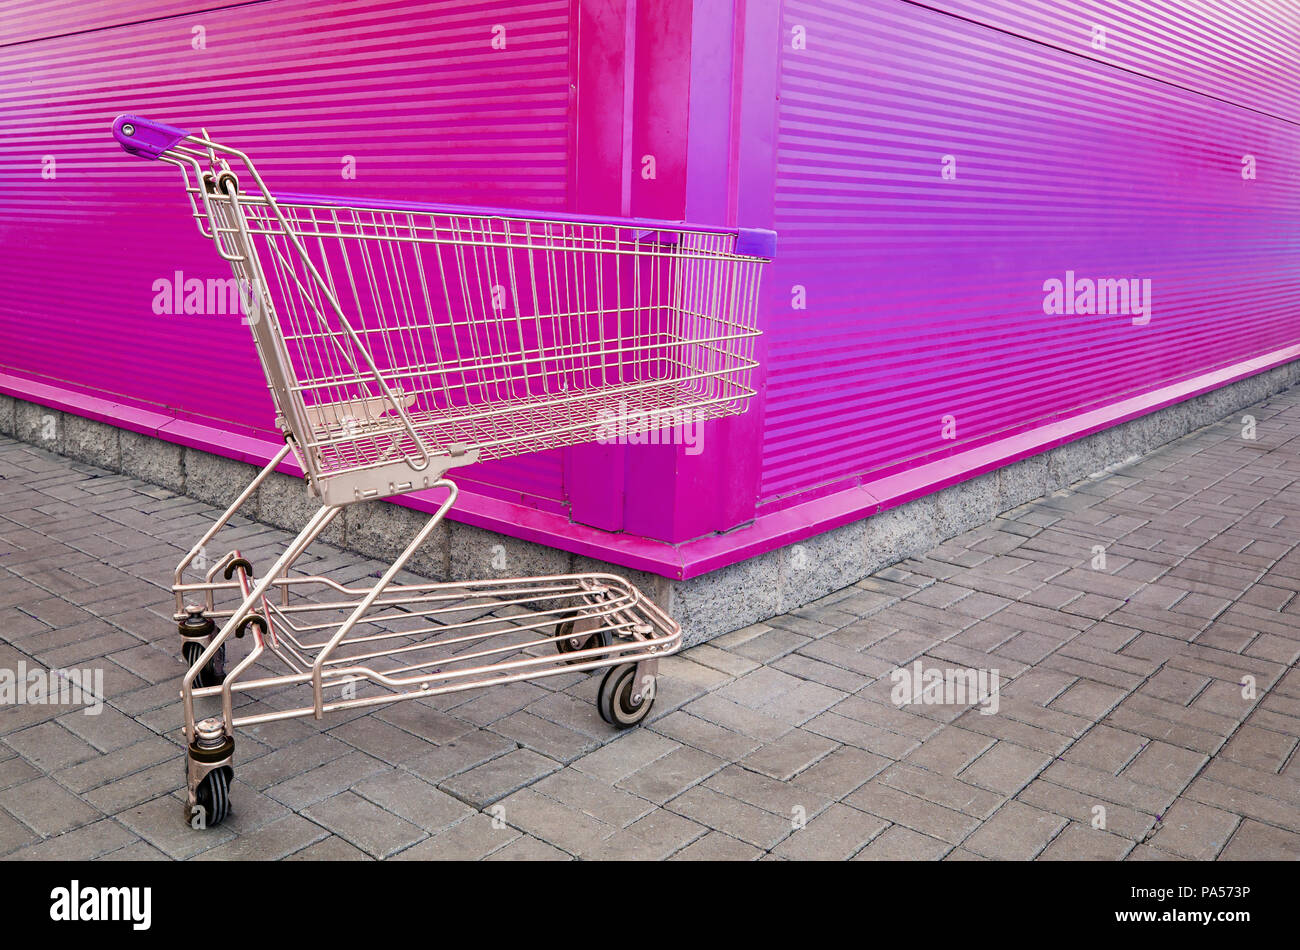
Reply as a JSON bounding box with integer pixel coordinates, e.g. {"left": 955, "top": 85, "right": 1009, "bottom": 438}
{"left": 113, "top": 115, "right": 772, "bottom": 828}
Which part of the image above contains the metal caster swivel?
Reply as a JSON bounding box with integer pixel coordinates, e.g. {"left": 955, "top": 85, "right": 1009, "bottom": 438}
{"left": 186, "top": 717, "right": 234, "bottom": 829}
{"left": 554, "top": 613, "right": 611, "bottom": 665}
{"left": 178, "top": 607, "right": 225, "bottom": 688}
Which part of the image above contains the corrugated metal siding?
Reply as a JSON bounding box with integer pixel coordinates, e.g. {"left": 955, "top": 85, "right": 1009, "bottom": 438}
{"left": 920, "top": 0, "right": 1300, "bottom": 123}
{"left": 0, "top": 0, "right": 572, "bottom": 505}
{"left": 762, "top": 0, "right": 1300, "bottom": 502}
{"left": 0, "top": 2, "right": 212, "bottom": 45}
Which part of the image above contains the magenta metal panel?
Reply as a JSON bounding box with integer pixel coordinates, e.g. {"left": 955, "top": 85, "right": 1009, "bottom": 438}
{"left": 921, "top": 0, "right": 1300, "bottom": 123}
{"left": 760, "top": 0, "right": 1300, "bottom": 504}
{"left": 1, "top": 0, "right": 574, "bottom": 508}
{"left": 0, "top": 2, "right": 213, "bottom": 45}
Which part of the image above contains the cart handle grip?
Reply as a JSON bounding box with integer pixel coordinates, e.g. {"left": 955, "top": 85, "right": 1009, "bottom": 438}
{"left": 735, "top": 228, "right": 777, "bottom": 260}
{"left": 113, "top": 114, "right": 190, "bottom": 160}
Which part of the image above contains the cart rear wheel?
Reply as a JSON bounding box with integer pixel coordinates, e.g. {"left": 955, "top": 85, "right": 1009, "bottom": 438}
{"left": 554, "top": 619, "right": 609, "bottom": 665}
{"left": 183, "top": 640, "right": 224, "bottom": 688}
{"left": 194, "top": 766, "right": 232, "bottom": 828}
{"left": 597, "top": 663, "right": 654, "bottom": 729}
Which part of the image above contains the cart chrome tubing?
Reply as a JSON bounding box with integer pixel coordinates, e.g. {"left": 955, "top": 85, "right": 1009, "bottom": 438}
{"left": 115, "top": 117, "right": 434, "bottom": 475}
{"left": 173, "top": 442, "right": 294, "bottom": 615}
{"left": 180, "top": 565, "right": 682, "bottom": 729}
{"left": 115, "top": 115, "right": 766, "bottom": 828}
{"left": 180, "top": 502, "right": 338, "bottom": 743}
{"left": 309, "top": 479, "right": 458, "bottom": 717}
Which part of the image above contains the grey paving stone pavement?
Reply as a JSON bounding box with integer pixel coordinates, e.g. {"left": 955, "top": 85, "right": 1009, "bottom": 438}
{"left": 2, "top": 389, "right": 1300, "bottom": 859}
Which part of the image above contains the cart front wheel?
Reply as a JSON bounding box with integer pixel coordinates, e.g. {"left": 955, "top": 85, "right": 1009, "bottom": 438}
{"left": 597, "top": 663, "right": 654, "bottom": 729}
{"left": 194, "top": 766, "right": 232, "bottom": 828}
{"left": 183, "top": 640, "right": 225, "bottom": 688}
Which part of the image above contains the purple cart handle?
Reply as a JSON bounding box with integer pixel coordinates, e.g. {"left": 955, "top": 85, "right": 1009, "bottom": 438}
{"left": 736, "top": 228, "right": 777, "bottom": 260}
{"left": 113, "top": 114, "right": 190, "bottom": 159}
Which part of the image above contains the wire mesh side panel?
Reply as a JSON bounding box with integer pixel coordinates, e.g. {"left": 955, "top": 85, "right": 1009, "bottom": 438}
{"left": 228, "top": 198, "right": 762, "bottom": 480}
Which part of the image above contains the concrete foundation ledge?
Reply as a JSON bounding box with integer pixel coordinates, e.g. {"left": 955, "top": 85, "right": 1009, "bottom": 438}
{"left": 5, "top": 360, "right": 1299, "bottom": 645}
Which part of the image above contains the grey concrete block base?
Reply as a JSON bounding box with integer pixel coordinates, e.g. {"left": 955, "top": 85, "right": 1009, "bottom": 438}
{"left": 15, "top": 400, "right": 62, "bottom": 454}
{"left": 861, "top": 497, "right": 939, "bottom": 574}
{"left": 260, "top": 471, "right": 345, "bottom": 548}
{"left": 448, "top": 522, "right": 573, "bottom": 582}
{"left": 0, "top": 394, "right": 15, "bottom": 438}
{"left": 7, "top": 359, "right": 1299, "bottom": 645}
{"left": 121, "top": 429, "right": 185, "bottom": 494}
{"left": 342, "top": 497, "right": 447, "bottom": 579}
{"left": 675, "top": 551, "right": 783, "bottom": 638}
{"left": 63, "top": 414, "right": 122, "bottom": 469}
{"left": 185, "top": 450, "right": 260, "bottom": 511}
{"left": 996, "top": 455, "right": 1049, "bottom": 511}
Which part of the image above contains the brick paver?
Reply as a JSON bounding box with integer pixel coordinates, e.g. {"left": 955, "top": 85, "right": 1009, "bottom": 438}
{"left": 2, "top": 387, "right": 1300, "bottom": 858}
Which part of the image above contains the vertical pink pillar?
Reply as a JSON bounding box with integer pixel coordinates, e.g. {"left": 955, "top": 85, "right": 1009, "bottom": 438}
{"left": 618, "top": 0, "right": 779, "bottom": 554}
{"left": 567, "top": 0, "right": 698, "bottom": 540}
{"left": 565, "top": 0, "right": 638, "bottom": 532}
{"left": 567, "top": 0, "right": 778, "bottom": 556}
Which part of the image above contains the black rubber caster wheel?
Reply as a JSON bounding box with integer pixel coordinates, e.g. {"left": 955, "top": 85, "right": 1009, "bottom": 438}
{"left": 183, "top": 640, "right": 225, "bottom": 688}
{"left": 554, "top": 618, "right": 609, "bottom": 665}
{"left": 193, "top": 766, "right": 232, "bottom": 828}
{"left": 597, "top": 663, "right": 655, "bottom": 729}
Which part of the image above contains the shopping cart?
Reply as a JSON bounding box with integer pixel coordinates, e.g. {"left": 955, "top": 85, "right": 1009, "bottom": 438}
{"left": 113, "top": 114, "right": 774, "bottom": 828}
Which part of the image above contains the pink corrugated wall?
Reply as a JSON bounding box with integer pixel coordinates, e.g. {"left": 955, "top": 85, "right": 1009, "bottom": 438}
{"left": 924, "top": 0, "right": 1300, "bottom": 122}
{"left": 759, "top": 0, "right": 1300, "bottom": 505}
{"left": 0, "top": 0, "right": 573, "bottom": 509}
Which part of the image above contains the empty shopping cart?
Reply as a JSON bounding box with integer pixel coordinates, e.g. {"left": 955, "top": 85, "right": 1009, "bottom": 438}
{"left": 113, "top": 114, "right": 774, "bottom": 827}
